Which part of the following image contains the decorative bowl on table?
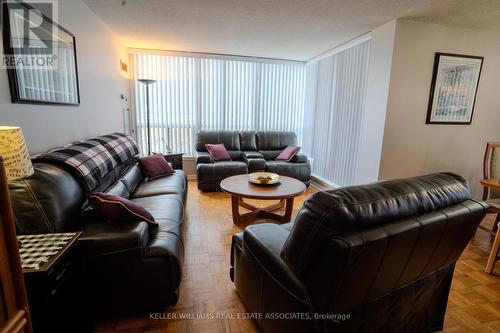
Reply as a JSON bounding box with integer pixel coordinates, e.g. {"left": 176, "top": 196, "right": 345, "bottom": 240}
{"left": 248, "top": 172, "right": 280, "bottom": 185}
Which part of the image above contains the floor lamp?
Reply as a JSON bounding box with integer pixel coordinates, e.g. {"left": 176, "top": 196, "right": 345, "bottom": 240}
{"left": 138, "top": 79, "right": 156, "bottom": 155}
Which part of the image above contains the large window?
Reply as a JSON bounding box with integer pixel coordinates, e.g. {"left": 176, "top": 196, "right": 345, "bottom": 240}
{"left": 130, "top": 52, "right": 306, "bottom": 155}
{"left": 304, "top": 40, "right": 371, "bottom": 186}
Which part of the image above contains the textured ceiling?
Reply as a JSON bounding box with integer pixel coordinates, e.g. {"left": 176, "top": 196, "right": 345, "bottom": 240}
{"left": 83, "top": 0, "right": 500, "bottom": 61}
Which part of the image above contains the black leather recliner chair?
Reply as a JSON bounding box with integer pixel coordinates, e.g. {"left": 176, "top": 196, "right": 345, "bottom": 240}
{"left": 230, "top": 172, "right": 488, "bottom": 333}
{"left": 196, "top": 130, "right": 311, "bottom": 191}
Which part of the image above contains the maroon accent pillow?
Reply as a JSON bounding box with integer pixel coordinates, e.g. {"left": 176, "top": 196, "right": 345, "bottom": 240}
{"left": 138, "top": 153, "right": 175, "bottom": 179}
{"left": 89, "top": 192, "right": 158, "bottom": 227}
{"left": 276, "top": 146, "right": 301, "bottom": 161}
{"left": 205, "top": 143, "right": 231, "bottom": 161}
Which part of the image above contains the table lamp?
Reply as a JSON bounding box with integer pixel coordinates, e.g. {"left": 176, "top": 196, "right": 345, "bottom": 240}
{"left": 0, "top": 126, "right": 34, "bottom": 181}
{"left": 0, "top": 126, "right": 33, "bottom": 332}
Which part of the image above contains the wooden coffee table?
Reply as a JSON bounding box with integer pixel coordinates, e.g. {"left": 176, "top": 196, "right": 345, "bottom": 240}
{"left": 220, "top": 174, "right": 307, "bottom": 224}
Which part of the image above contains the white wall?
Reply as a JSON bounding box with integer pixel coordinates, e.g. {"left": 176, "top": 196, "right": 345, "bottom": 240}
{"left": 379, "top": 20, "right": 500, "bottom": 197}
{"left": 356, "top": 20, "right": 396, "bottom": 184}
{"left": 0, "top": 0, "right": 129, "bottom": 154}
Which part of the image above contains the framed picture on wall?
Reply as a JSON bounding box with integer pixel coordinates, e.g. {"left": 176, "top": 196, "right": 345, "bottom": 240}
{"left": 426, "top": 53, "right": 483, "bottom": 125}
{"left": 2, "top": 0, "right": 80, "bottom": 105}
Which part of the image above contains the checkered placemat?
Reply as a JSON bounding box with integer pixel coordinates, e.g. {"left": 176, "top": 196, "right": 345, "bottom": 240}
{"left": 17, "top": 233, "right": 77, "bottom": 271}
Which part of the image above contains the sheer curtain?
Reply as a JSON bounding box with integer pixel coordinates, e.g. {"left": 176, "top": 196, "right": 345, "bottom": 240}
{"left": 305, "top": 40, "right": 371, "bottom": 186}
{"left": 130, "top": 52, "right": 306, "bottom": 155}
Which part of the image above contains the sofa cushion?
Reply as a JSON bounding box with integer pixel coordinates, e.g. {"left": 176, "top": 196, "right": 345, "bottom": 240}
{"left": 276, "top": 146, "right": 301, "bottom": 161}
{"left": 195, "top": 131, "right": 241, "bottom": 151}
{"left": 265, "top": 160, "right": 311, "bottom": 182}
{"left": 242, "top": 151, "right": 264, "bottom": 159}
{"left": 239, "top": 131, "right": 257, "bottom": 151}
{"left": 256, "top": 131, "right": 297, "bottom": 151}
{"left": 9, "top": 162, "right": 86, "bottom": 234}
{"left": 131, "top": 194, "right": 185, "bottom": 257}
{"left": 118, "top": 164, "right": 144, "bottom": 196}
{"left": 138, "top": 154, "right": 175, "bottom": 179}
{"left": 131, "top": 194, "right": 184, "bottom": 234}
{"left": 89, "top": 192, "right": 158, "bottom": 227}
{"left": 197, "top": 161, "right": 248, "bottom": 191}
{"left": 291, "top": 153, "right": 308, "bottom": 163}
{"left": 206, "top": 143, "right": 232, "bottom": 161}
{"left": 260, "top": 150, "right": 283, "bottom": 160}
{"left": 132, "top": 170, "right": 186, "bottom": 198}
{"left": 244, "top": 158, "right": 267, "bottom": 172}
{"left": 106, "top": 181, "right": 130, "bottom": 198}
{"left": 196, "top": 152, "right": 212, "bottom": 164}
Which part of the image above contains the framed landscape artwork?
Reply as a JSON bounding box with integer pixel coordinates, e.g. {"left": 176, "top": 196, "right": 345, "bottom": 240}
{"left": 426, "top": 53, "right": 483, "bottom": 125}
{"left": 2, "top": 1, "right": 80, "bottom": 105}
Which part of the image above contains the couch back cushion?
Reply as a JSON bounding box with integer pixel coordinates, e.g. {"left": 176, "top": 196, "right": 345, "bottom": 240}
{"left": 9, "top": 162, "right": 86, "bottom": 234}
{"left": 280, "top": 172, "right": 487, "bottom": 316}
{"left": 256, "top": 131, "right": 297, "bottom": 151}
{"left": 282, "top": 172, "right": 475, "bottom": 276}
{"left": 239, "top": 131, "right": 257, "bottom": 151}
{"left": 196, "top": 131, "right": 241, "bottom": 151}
{"left": 196, "top": 131, "right": 241, "bottom": 160}
{"left": 106, "top": 163, "right": 144, "bottom": 199}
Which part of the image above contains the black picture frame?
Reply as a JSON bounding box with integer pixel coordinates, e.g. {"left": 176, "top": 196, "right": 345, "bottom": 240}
{"left": 426, "top": 52, "right": 483, "bottom": 125}
{"left": 2, "top": 0, "right": 80, "bottom": 106}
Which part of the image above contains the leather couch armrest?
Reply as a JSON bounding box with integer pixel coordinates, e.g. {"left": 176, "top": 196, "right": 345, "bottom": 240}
{"left": 291, "top": 153, "right": 308, "bottom": 163}
{"left": 196, "top": 152, "right": 212, "bottom": 164}
{"left": 78, "top": 217, "right": 150, "bottom": 256}
{"left": 242, "top": 223, "right": 305, "bottom": 297}
{"left": 242, "top": 151, "right": 264, "bottom": 159}
{"left": 241, "top": 154, "right": 266, "bottom": 171}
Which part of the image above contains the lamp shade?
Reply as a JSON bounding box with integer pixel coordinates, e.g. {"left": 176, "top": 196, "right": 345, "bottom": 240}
{"left": 0, "top": 126, "right": 34, "bottom": 181}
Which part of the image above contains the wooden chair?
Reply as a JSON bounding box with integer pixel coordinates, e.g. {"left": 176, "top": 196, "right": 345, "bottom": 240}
{"left": 481, "top": 142, "right": 500, "bottom": 274}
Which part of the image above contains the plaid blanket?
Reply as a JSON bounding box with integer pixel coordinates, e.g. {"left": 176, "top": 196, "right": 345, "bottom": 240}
{"left": 37, "top": 133, "right": 139, "bottom": 192}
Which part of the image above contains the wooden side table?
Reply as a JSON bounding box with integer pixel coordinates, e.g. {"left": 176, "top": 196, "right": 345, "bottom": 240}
{"left": 163, "top": 153, "right": 184, "bottom": 170}
{"left": 19, "top": 232, "right": 92, "bottom": 332}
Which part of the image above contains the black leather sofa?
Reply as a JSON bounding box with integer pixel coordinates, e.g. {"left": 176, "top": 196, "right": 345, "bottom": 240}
{"left": 9, "top": 145, "right": 187, "bottom": 312}
{"left": 230, "top": 172, "right": 487, "bottom": 333}
{"left": 196, "top": 130, "right": 311, "bottom": 191}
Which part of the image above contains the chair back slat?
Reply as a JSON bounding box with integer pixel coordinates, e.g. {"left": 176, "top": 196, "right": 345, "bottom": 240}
{"left": 483, "top": 142, "right": 500, "bottom": 199}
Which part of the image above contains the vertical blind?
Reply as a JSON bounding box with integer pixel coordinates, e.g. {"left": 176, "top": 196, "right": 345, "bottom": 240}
{"left": 16, "top": 44, "right": 79, "bottom": 104}
{"left": 130, "top": 53, "right": 306, "bottom": 155}
{"left": 306, "top": 40, "right": 371, "bottom": 186}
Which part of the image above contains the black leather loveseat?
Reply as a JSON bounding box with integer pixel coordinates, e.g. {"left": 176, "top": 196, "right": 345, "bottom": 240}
{"left": 8, "top": 137, "right": 187, "bottom": 312}
{"left": 196, "top": 130, "right": 311, "bottom": 191}
{"left": 230, "top": 172, "right": 487, "bottom": 333}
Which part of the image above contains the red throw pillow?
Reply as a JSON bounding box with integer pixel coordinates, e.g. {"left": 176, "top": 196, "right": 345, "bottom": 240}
{"left": 89, "top": 192, "right": 158, "bottom": 227}
{"left": 138, "top": 153, "right": 175, "bottom": 179}
{"left": 276, "top": 146, "right": 301, "bottom": 161}
{"left": 205, "top": 143, "right": 231, "bottom": 161}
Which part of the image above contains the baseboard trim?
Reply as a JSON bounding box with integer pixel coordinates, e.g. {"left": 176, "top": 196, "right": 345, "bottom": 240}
{"left": 310, "top": 175, "right": 337, "bottom": 191}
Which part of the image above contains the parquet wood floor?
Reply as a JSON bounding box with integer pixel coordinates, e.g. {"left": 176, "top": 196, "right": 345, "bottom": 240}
{"left": 94, "top": 180, "right": 500, "bottom": 333}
